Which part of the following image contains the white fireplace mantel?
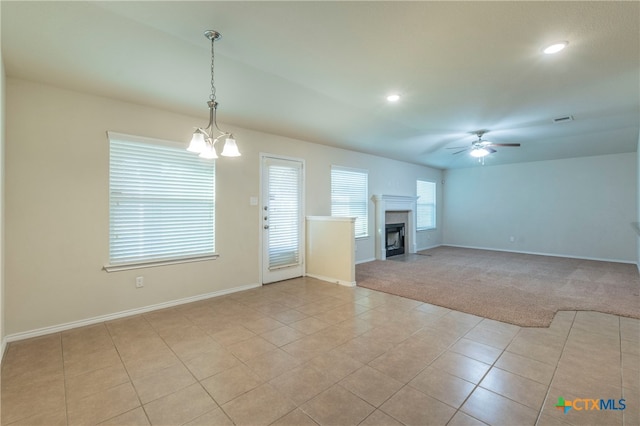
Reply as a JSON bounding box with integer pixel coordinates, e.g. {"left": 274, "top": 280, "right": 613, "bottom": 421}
{"left": 372, "top": 195, "right": 418, "bottom": 260}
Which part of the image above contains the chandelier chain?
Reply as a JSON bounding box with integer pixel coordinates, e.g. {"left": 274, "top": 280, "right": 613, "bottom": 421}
{"left": 209, "top": 37, "right": 216, "bottom": 102}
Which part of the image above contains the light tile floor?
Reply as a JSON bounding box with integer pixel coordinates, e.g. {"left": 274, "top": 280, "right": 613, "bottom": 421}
{"left": 1, "top": 277, "right": 638, "bottom": 425}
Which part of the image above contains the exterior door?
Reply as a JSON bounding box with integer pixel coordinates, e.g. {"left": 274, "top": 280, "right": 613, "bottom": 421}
{"left": 261, "top": 155, "right": 304, "bottom": 284}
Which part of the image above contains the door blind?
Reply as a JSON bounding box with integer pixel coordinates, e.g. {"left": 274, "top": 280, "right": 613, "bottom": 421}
{"left": 267, "top": 160, "right": 302, "bottom": 269}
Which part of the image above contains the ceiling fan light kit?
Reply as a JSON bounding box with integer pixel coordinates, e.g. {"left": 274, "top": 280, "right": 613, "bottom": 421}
{"left": 446, "top": 130, "right": 520, "bottom": 163}
{"left": 470, "top": 148, "right": 490, "bottom": 158}
{"left": 187, "top": 30, "right": 241, "bottom": 159}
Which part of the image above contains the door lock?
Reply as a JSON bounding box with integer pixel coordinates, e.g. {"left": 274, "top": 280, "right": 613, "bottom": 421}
{"left": 264, "top": 225, "right": 269, "bottom": 229}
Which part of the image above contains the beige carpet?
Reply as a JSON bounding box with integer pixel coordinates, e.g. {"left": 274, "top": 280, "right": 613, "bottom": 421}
{"left": 356, "top": 246, "right": 640, "bottom": 327}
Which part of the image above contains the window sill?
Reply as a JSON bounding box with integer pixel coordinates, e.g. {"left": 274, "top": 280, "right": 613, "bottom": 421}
{"left": 355, "top": 235, "right": 370, "bottom": 240}
{"left": 103, "top": 254, "right": 219, "bottom": 272}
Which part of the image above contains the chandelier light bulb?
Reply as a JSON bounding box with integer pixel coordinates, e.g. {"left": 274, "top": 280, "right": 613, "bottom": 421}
{"left": 187, "top": 131, "right": 207, "bottom": 153}
{"left": 543, "top": 41, "right": 568, "bottom": 54}
{"left": 221, "top": 137, "right": 241, "bottom": 157}
{"left": 199, "top": 143, "right": 218, "bottom": 159}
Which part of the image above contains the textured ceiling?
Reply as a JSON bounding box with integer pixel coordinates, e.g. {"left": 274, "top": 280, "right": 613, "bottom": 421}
{"left": 2, "top": 1, "right": 638, "bottom": 169}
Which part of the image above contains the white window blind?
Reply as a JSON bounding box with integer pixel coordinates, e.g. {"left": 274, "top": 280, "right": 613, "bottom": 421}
{"left": 417, "top": 180, "right": 436, "bottom": 230}
{"left": 266, "top": 159, "right": 303, "bottom": 269}
{"left": 108, "top": 132, "right": 215, "bottom": 266}
{"left": 331, "top": 166, "right": 368, "bottom": 238}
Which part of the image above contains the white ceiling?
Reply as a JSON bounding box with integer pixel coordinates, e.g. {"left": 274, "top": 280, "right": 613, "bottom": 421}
{"left": 2, "top": 1, "right": 638, "bottom": 169}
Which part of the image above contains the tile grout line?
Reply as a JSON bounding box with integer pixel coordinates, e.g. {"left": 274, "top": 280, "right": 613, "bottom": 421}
{"left": 533, "top": 311, "right": 577, "bottom": 426}
{"left": 156, "top": 306, "right": 243, "bottom": 425}
{"left": 104, "top": 318, "right": 153, "bottom": 426}
{"left": 618, "top": 315, "right": 626, "bottom": 426}
{"left": 442, "top": 318, "right": 523, "bottom": 426}
{"left": 355, "top": 313, "right": 505, "bottom": 425}
{"left": 350, "top": 302, "right": 456, "bottom": 420}
{"left": 60, "top": 333, "right": 70, "bottom": 426}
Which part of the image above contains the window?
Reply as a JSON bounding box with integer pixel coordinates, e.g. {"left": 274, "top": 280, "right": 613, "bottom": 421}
{"left": 107, "top": 132, "right": 215, "bottom": 269}
{"left": 417, "top": 180, "right": 436, "bottom": 230}
{"left": 331, "top": 166, "right": 368, "bottom": 238}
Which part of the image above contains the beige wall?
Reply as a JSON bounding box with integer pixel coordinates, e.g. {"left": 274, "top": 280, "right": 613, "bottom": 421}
{"left": 306, "top": 217, "right": 355, "bottom": 286}
{"left": 5, "top": 78, "right": 442, "bottom": 336}
{"left": 1, "top": 58, "right": 6, "bottom": 354}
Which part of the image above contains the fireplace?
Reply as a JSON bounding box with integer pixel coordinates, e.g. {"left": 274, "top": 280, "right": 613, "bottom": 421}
{"left": 385, "top": 223, "right": 405, "bottom": 257}
{"left": 372, "top": 195, "right": 418, "bottom": 260}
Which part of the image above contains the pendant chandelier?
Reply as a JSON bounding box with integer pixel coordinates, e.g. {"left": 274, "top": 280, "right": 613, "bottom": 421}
{"left": 187, "top": 30, "right": 241, "bottom": 159}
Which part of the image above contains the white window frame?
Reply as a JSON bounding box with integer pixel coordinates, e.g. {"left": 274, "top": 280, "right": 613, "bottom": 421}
{"left": 331, "top": 165, "right": 369, "bottom": 238}
{"left": 104, "top": 132, "right": 217, "bottom": 272}
{"left": 417, "top": 180, "right": 436, "bottom": 231}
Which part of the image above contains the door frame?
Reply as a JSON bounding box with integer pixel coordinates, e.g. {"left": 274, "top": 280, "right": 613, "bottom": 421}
{"left": 259, "top": 153, "right": 306, "bottom": 285}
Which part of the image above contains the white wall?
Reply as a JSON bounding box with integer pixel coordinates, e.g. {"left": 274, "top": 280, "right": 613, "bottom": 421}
{"left": 4, "top": 78, "right": 442, "bottom": 336}
{"left": 443, "top": 153, "right": 637, "bottom": 262}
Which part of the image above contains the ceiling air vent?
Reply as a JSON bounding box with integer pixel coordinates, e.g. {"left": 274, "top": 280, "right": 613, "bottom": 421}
{"left": 553, "top": 115, "right": 574, "bottom": 123}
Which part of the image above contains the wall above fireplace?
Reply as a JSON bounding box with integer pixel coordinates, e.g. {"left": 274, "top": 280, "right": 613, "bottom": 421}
{"left": 372, "top": 195, "right": 418, "bottom": 260}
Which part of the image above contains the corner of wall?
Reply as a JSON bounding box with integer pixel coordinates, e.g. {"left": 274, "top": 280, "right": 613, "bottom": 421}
{"left": 637, "top": 130, "right": 640, "bottom": 272}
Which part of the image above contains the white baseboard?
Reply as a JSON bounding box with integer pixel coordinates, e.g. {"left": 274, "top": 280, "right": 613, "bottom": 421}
{"left": 443, "top": 244, "right": 637, "bottom": 264}
{"left": 305, "top": 273, "right": 356, "bottom": 287}
{"left": 355, "top": 257, "right": 376, "bottom": 265}
{"left": 416, "top": 243, "right": 442, "bottom": 251}
{"left": 4, "top": 283, "right": 261, "bottom": 344}
{"left": 1, "top": 337, "right": 6, "bottom": 364}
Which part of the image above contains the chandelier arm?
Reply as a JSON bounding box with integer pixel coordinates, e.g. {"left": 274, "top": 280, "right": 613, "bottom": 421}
{"left": 203, "top": 101, "right": 216, "bottom": 138}
{"left": 210, "top": 101, "right": 230, "bottom": 137}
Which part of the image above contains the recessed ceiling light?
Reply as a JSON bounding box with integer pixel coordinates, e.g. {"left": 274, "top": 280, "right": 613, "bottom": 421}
{"left": 543, "top": 41, "right": 568, "bottom": 54}
{"left": 386, "top": 94, "right": 400, "bottom": 102}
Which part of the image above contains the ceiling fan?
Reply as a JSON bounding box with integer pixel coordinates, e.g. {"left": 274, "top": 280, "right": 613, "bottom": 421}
{"left": 447, "top": 130, "right": 521, "bottom": 158}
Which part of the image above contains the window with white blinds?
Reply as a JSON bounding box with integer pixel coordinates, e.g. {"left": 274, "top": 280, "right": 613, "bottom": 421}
{"left": 331, "top": 166, "right": 368, "bottom": 238}
{"left": 417, "top": 180, "right": 436, "bottom": 230}
{"left": 266, "top": 160, "right": 303, "bottom": 269}
{"left": 108, "top": 132, "right": 215, "bottom": 267}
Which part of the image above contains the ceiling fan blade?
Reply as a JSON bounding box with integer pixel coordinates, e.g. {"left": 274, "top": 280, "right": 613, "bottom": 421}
{"left": 446, "top": 146, "right": 469, "bottom": 149}
{"left": 487, "top": 147, "right": 497, "bottom": 154}
{"left": 490, "top": 143, "right": 521, "bottom": 147}
{"left": 452, "top": 148, "right": 469, "bottom": 155}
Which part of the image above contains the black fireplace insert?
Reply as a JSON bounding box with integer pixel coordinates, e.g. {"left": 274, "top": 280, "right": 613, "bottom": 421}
{"left": 385, "top": 223, "right": 405, "bottom": 257}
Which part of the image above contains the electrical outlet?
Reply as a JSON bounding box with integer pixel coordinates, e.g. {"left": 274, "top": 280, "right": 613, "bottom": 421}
{"left": 135, "top": 276, "right": 144, "bottom": 288}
